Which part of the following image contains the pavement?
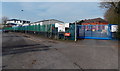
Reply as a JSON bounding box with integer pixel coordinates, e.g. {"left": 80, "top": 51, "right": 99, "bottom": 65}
{"left": 2, "top": 32, "right": 118, "bottom": 70}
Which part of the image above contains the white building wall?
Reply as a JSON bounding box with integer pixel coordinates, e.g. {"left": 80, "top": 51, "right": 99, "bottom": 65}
{"left": 40, "top": 22, "right": 43, "bottom": 25}
{"left": 6, "top": 20, "right": 26, "bottom": 25}
{"left": 6, "top": 21, "right": 15, "bottom": 24}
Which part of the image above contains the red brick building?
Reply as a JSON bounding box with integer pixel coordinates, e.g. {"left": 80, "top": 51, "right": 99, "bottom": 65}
{"left": 81, "top": 18, "right": 108, "bottom": 25}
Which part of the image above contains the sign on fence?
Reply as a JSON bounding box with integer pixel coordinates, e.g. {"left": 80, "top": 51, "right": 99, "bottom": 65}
{"left": 111, "top": 25, "right": 118, "bottom": 32}
{"left": 55, "top": 23, "right": 69, "bottom": 32}
{"left": 64, "top": 33, "right": 70, "bottom": 36}
{"left": 65, "top": 23, "right": 69, "bottom": 28}
{"left": 57, "top": 23, "right": 65, "bottom": 32}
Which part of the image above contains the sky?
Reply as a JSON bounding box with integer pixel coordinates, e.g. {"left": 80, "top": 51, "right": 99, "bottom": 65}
{"left": 2, "top": 2, "right": 106, "bottom": 23}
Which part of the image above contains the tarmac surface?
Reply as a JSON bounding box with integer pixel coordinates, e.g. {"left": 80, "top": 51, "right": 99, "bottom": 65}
{"left": 2, "top": 32, "right": 118, "bottom": 70}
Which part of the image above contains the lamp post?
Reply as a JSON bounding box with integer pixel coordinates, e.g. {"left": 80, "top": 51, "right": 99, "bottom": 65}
{"left": 75, "top": 21, "right": 77, "bottom": 41}
{"left": 75, "top": 20, "right": 79, "bottom": 41}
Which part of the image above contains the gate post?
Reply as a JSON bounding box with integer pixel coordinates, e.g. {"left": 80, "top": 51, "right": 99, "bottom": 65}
{"left": 108, "top": 24, "right": 112, "bottom": 39}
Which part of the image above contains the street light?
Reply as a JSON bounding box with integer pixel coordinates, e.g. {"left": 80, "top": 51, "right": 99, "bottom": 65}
{"left": 75, "top": 21, "right": 77, "bottom": 41}
{"left": 75, "top": 20, "right": 79, "bottom": 41}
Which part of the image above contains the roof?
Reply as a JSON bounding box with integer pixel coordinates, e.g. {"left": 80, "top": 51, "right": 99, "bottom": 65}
{"left": 82, "top": 18, "right": 108, "bottom": 23}
{"left": 7, "top": 19, "right": 30, "bottom": 22}
{"left": 6, "top": 23, "right": 17, "bottom": 25}
{"left": 36, "top": 19, "right": 64, "bottom": 23}
{"left": 7, "top": 19, "right": 21, "bottom": 21}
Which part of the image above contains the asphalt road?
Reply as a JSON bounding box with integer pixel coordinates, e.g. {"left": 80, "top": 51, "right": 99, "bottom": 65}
{"left": 2, "top": 32, "right": 118, "bottom": 70}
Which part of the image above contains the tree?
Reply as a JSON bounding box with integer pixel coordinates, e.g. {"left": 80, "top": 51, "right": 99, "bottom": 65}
{"left": 100, "top": 1, "right": 120, "bottom": 23}
{"left": 2, "top": 16, "right": 9, "bottom": 25}
{"left": 100, "top": 0, "right": 120, "bottom": 40}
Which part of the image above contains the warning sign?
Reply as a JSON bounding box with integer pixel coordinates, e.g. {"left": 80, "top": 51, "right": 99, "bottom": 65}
{"left": 111, "top": 25, "right": 118, "bottom": 32}
{"left": 55, "top": 23, "right": 70, "bottom": 32}
{"left": 64, "top": 33, "right": 70, "bottom": 36}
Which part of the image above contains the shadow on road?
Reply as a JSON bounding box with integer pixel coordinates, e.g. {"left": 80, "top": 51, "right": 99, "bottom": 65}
{"left": 3, "top": 35, "right": 30, "bottom": 38}
{"left": 2, "top": 44, "right": 51, "bottom": 56}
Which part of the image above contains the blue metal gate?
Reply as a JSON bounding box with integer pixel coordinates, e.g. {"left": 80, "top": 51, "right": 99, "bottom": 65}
{"left": 77, "top": 25, "right": 112, "bottom": 40}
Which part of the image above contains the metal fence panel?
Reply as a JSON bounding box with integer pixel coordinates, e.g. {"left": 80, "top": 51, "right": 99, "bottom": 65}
{"left": 77, "top": 25, "right": 112, "bottom": 39}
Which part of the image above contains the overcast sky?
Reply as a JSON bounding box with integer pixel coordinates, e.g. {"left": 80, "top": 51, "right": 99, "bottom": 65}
{"left": 2, "top": 2, "right": 105, "bottom": 23}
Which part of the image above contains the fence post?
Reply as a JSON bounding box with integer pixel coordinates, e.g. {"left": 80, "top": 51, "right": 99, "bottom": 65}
{"left": 46, "top": 24, "right": 48, "bottom": 37}
{"left": 51, "top": 24, "right": 52, "bottom": 38}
